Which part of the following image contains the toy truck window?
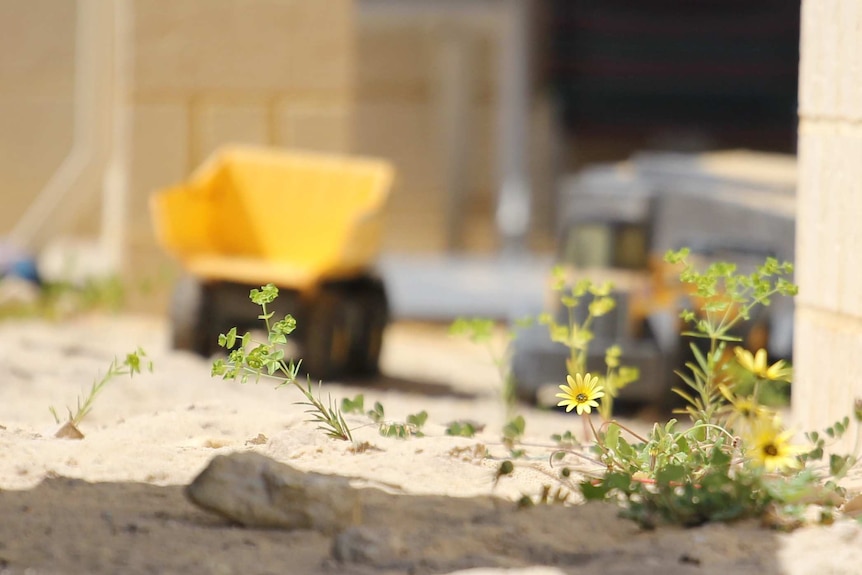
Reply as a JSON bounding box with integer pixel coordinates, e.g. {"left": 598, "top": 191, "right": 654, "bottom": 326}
{"left": 562, "top": 222, "right": 648, "bottom": 270}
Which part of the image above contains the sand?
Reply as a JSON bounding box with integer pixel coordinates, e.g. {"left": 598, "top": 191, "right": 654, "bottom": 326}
{"left": 0, "top": 314, "right": 861, "bottom": 575}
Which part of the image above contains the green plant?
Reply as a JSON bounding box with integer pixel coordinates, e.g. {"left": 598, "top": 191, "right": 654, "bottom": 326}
{"left": 341, "top": 393, "right": 430, "bottom": 438}
{"left": 211, "top": 283, "right": 353, "bottom": 441}
{"left": 492, "top": 251, "right": 861, "bottom": 529}
{"left": 539, "top": 268, "right": 639, "bottom": 420}
{"left": 666, "top": 249, "right": 797, "bottom": 424}
{"left": 446, "top": 420, "right": 481, "bottom": 438}
{"left": 450, "top": 317, "right": 528, "bottom": 450}
{"left": 503, "top": 415, "right": 527, "bottom": 457}
{"left": 449, "top": 317, "right": 519, "bottom": 419}
{"left": 575, "top": 252, "right": 859, "bottom": 527}
{"left": 363, "top": 398, "right": 428, "bottom": 438}
{"left": 51, "top": 348, "right": 152, "bottom": 436}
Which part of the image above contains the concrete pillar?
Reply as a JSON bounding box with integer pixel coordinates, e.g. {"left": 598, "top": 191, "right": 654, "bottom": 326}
{"left": 793, "top": 0, "right": 862, "bottom": 450}
{"left": 495, "top": 0, "right": 531, "bottom": 255}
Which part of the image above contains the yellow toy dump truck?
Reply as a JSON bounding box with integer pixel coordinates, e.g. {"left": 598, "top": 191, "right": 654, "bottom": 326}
{"left": 151, "top": 145, "right": 395, "bottom": 380}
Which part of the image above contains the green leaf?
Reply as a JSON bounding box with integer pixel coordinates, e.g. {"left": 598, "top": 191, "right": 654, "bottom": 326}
{"left": 671, "top": 386, "right": 697, "bottom": 405}
{"left": 407, "top": 410, "right": 428, "bottom": 428}
{"left": 449, "top": 317, "right": 495, "bottom": 342}
{"left": 664, "top": 248, "right": 689, "bottom": 264}
{"left": 588, "top": 296, "right": 616, "bottom": 317}
{"left": 656, "top": 464, "right": 686, "bottom": 484}
{"left": 580, "top": 480, "right": 610, "bottom": 500}
{"left": 225, "top": 327, "right": 238, "bottom": 349}
{"left": 367, "top": 402, "right": 385, "bottom": 423}
{"left": 341, "top": 394, "right": 365, "bottom": 414}
{"left": 503, "top": 415, "right": 526, "bottom": 440}
{"left": 604, "top": 423, "right": 620, "bottom": 452}
{"left": 550, "top": 266, "right": 567, "bottom": 291}
{"left": 250, "top": 283, "right": 279, "bottom": 305}
{"left": 274, "top": 315, "right": 297, "bottom": 335}
{"left": 446, "top": 421, "right": 477, "bottom": 437}
{"left": 673, "top": 368, "right": 700, "bottom": 391}
{"left": 689, "top": 342, "right": 708, "bottom": 371}
{"left": 605, "top": 472, "right": 633, "bottom": 492}
{"left": 702, "top": 300, "right": 730, "bottom": 312}
{"left": 829, "top": 454, "right": 852, "bottom": 476}
{"left": 124, "top": 351, "right": 142, "bottom": 375}
{"left": 615, "top": 436, "right": 637, "bottom": 460}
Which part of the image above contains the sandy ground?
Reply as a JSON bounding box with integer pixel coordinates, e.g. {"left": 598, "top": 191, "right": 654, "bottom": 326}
{"left": 1, "top": 314, "right": 861, "bottom": 575}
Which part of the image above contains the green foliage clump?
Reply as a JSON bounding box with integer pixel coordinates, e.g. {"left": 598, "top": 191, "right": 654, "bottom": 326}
{"left": 567, "top": 252, "right": 858, "bottom": 528}
{"left": 485, "top": 251, "right": 860, "bottom": 529}
{"left": 214, "top": 264, "right": 859, "bottom": 532}
{"left": 211, "top": 283, "right": 353, "bottom": 441}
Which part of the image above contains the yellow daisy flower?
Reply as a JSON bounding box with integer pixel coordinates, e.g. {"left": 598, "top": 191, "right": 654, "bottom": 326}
{"left": 556, "top": 373, "right": 605, "bottom": 415}
{"left": 746, "top": 417, "right": 803, "bottom": 472}
{"left": 718, "top": 385, "right": 774, "bottom": 434}
{"left": 734, "top": 347, "right": 792, "bottom": 382}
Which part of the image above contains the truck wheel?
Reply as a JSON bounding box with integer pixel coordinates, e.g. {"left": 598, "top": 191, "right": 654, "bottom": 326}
{"left": 302, "top": 287, "right": 353, "bottom": 381}
{"left": 170, "top": 275, "right": 213, "bottom": 356}
{"left": 349, "top": 279, "right": 388, "bottom": 376}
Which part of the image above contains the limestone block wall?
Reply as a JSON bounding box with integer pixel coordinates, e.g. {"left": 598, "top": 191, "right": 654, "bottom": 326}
{"left": 0, "top": 1, "right": 76, "bottom": 237}
{"left": 127, "top": 0, "right": 355, "bottom": 292}
{"left": 0, "top": 0, "right": 355, "bottom": 311}
{"left": 794, "top": 0, "right": 862, "bottom": 449}
{"left": 354, "top": 10, "right": 556, "bottom": 253}
{"left": 2, "top": 1, "right": 559, "bottom": 313}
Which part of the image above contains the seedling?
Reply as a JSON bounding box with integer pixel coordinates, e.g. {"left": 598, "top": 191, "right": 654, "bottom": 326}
{"left": 51, "top": 348, "right": 152, "bottom": 438}
{"left": 211, "top": 284, "right": 353, "bottom": 441}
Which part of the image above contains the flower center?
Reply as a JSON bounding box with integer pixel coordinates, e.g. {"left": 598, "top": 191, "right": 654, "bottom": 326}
{"left": 764, "top": 444, "right": 779, "bottom": 457}
{"left": 576, "top": 393, "right": 588, "bottom": 403}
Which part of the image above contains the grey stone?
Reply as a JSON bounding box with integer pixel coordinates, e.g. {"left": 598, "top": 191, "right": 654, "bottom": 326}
{"left": 185, "top": 451, "right": 359, "bottom": 533}
{"left": 332, "top": 525, "right": 406, "bottom": 565}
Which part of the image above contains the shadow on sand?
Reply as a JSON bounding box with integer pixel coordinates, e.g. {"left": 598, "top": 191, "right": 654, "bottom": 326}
{"left": 0, "top": 475, "right": 786, "bottom": 575}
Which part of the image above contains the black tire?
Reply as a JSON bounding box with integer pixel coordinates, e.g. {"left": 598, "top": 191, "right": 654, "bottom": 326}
{"left": 169, "top": 275, "right": 213, "bottom": 356}
{"left": 301, "top": 277, "right": 389, "bottom": 380}
{"left": 302, "top": 286, "right": 354, "bottom": 381}
{"left": 348, "top": 278, "right": 388, "bottom": 376}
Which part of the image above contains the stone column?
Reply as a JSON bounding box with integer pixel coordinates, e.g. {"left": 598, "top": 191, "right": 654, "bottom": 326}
{"left": 794, "top": 0, "right": 862, "bottom": 450}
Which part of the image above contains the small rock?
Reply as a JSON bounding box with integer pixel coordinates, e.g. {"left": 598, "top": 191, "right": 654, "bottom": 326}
{"left": 185, "top": 451, "right": 359, "bottom": 533}
{"left": 245, "top": 433, "right": 268, "bottom": 446}
{"left": 54, "top": 421, "right": 84, "bottom": 440}
{"left": 332, "top": 525, "right": 405, "bottom": 565}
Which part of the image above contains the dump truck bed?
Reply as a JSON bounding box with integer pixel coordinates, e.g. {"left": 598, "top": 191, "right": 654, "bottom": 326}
{"left": 151, "top": 146, "right": 394, "bottom": 290}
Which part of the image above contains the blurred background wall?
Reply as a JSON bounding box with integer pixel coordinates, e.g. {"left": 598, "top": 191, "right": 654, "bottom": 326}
{"left": 793, "top": 0, "right": 862, "bottom": 450}
{"left": 1, "top": 0, "right": 559, "bottom": 310}
{"left": 355, "top": 1, "right": 557, "bottom": 254}
{"left": 5, "top": 0, "right": 858, "bottom": 440}
{"left": 1, "top": 0, "right": 355, "bottom": 310}
{"left": 0, "top": 0, "right": 803, "bottom": 313}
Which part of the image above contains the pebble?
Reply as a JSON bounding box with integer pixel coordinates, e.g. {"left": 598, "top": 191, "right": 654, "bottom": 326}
{"left": 185, "top": 451, "right": 359, "bottom": 533}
